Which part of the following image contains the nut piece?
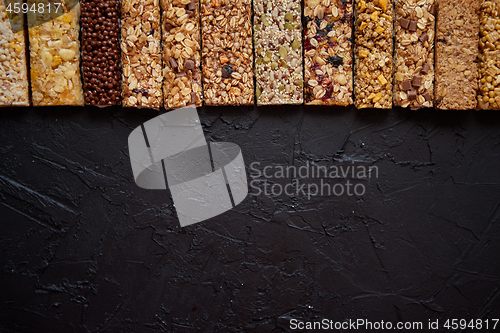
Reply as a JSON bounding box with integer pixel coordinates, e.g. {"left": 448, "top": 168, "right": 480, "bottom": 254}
{"left": 304, "top": 0, "right": 353, "bottom": 106}
{"left": 201, "top": 0, "right": 254, "bottom": 106}
{"left": 0, "top": 0, "right": 29, "bottom": 106}
{"left": 162, "top": 0, "right": 202, "bottom": 109}
{"left": 254, "top": 0, "right": 303, "bottom": 105}
{"left": 435, "top": 0, "right": 479, "bottom": 110}
{"left": 393, "top": 0, "right": 435, "bottom": 109}
{"left": 121, "top": 0, "right": 163, "bottom": 109}
{"left": 478, "top": 0, "right": 500, "bottom": 110}
{"left": 354, "top": 0, "right": 393, "bottom": 109}
{"left": 28, "top": 0, "right": 84, "bottom": 106}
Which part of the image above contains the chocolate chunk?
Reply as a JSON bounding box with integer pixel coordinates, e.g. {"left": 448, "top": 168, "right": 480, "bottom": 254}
{"left": 170, "top": 58, "right": 178, "bottom": 70}
{"left": 221, "top": 64, "right": 233, "bottom": 78}
{"left": 186, "top": 10, "right": 195, "bottom": 17}
{"left": 419, "top": 33, "right": 428, "bottom": 43}
{"left": 188, "top": 0, "right": 196, "bottom": 10}
{"left": 165, "top": 23, "right": 173, "bottom": 31}
{"left": 429, "top": 5, "right": 435, "bottom": 15}
{"left": 402, "top": 80, "right": 412, "bottom": 91}
{"left": 408, "top": 89, "right": 417, "bottom": 100}
{"left": 190, "top": 92, "right": 198, "bottom": 104}
{"left": 185, "top": 59, "right": 195, "bottom": 70}
{"left": 409, "top": 20, "right": 417, "bottom": 32}
{"left": 412, "top": 76, "right": 422, "bottom": 87}
{"left": 399, "top": 18, "right": 410, "bottom": 29}
{"left": 327, "top": 55, "right": 343, "bottom": 67}
{"left": 423, "top": 91, "right": 432, "bottom": 102}
{"left": 132, "top": 88, "right": 149, "bottom": 96}
{"left": 422, "top": 63, "right": 430, "bottom": 74}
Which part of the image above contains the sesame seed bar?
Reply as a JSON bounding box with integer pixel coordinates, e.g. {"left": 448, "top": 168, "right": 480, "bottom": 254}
{"left": 201, "top": 0, "right": 254, "bottom": 106}
{"left": 354, "top": 0, "right": 393, "bottom": 109}
{"left": 304, "top": 0, "right": 353, "bottom": 106}
{"left": 81, "top": 0, "right": 121, "bottom": 106}
{"left": 478, "top": 0, "right": 500, "bottom": 110}
{"left": 28, "top": 0, "right": 84, "bottom": 106}
{"left": 434, "top": 0, "right": 479, "bottom": 110}
{"left": 394, "top": 0, "right": 435, "bottom": 109}
{"left": 121, "top": 0, "right": 163, "bottom": 109}
{"left": 254, "top": 0, "right": 303, "bottom": 105}
{"left": 161, "top": 0, "right": 202, "bottom": 109}
{"left": 0, "top": 0, "right": 29, "bottom": 106}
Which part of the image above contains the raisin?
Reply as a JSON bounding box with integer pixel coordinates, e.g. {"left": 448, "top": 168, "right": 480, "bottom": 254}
{"left": 327, "top": 55, "right": 343, "bottom": 67}
{"left": 221, "top": 64, "right": 234, "bottom": 78}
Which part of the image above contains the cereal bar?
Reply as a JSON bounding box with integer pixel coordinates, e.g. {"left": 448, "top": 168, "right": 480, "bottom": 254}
{"left": 254, "top": 0, "right": 303, "bottom": 105}
{"left": 81, "top": 0, "right": 121, "bottom": 106}
{"left": 0, "top": 0, "right": 29, "bottom": 106}
{"left": 394, "top": 0, "right": 435, "bottom": 109}
{"left": 201, "top": 0, "right": 254, "bottom": 106}
{"left": 162, "top": 0, "right": 202, "bottom": 109}
{"left": 354, "top": 0, "right": 393, "bottom": 109}
{"left": 434, "top": 0, "right": 479, "bottom": 110}
{"left": 28, "top": 0, "right": 84, "bottom": 106}
{"left": 304, "top": 0, "right": 353, "bottom": 106}
{"left": 121, "top": 0, "right": 163, "bottom": 109}
{"left": 478, "top": 0, "right": 500, "bottom": 110}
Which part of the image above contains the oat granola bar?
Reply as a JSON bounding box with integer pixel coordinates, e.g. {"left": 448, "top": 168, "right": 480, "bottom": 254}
{"left": 478, "top": 0, "right": 500, "bottom": 110}
{"left": 254, "top": 0, "right": 303, "bottom": 105}
{"left": 201, "top": 0, "right": 254, "bottom": 106}
{"left": 304, "top": 0, "right": 353, "bottom": 106}
{"left": 162, "top": 0, "right": 202, "bottom": 109}
{"left": 394, "top": 0, "right": 435, "bottom": 109}
{"left": 354, "top": 0, "right": 393, "bottom": 109}
{"left": 434, "top": 0, "right": 479, "bottom": 110}
{"left": 121, "top": 0, "right": 163, "bottom": 109}
{"left": 28, "top": 0, "right": 84, "bottom": 106}
{"left": 81, "top": 0, "right": 121, "bottom": 106}
{"left": 0, "top": 0, "right": 29, "bottom": 106}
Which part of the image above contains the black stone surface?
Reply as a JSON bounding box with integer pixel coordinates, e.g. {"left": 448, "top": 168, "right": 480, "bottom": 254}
{"left": 1, "top": 105, "right": 499, "bottom": 332}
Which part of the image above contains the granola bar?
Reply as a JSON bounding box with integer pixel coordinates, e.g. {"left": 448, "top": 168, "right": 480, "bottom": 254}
{"left": 394, "top": 0, "right": 435, "bottom": 109}
{"left": 434, "top": 0, "right": 479, "bottom": 110}
{"left": 28, "top": 0, "right": 84, "bottom": 106}
{"left": 354, "top": 0, "right": 393, "bottom": 109}
{"left": 121, "top": 0, "right": 163, "bottom": 109}
{"left": 201, "top": 0, "right": 254, "bottom": 106}
{"left": 0, "top": 0, "right": 29, "bottom": 106}
{"left": 478, "top": 0, "right": 500, "bottom": 110}
{"left": 304, "top": 0, "right": 353, "bottom": 106}
{"left": 162, "top": 0, "right": 202, "bottom": 109}
{"left": 254, "top": 0, "right": 303, "bottom": 105}
{"left": 81, "top": 0, "right": 121, "bottom": 106}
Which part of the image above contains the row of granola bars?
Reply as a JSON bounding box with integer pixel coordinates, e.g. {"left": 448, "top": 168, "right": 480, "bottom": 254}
{"left": 0, "top": 0, "right": 499, "bottom": 109}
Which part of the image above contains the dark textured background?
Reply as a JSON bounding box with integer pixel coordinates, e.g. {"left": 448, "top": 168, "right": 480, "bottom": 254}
{"left": 0, "top": 105, "right": 499, "bottom": 332}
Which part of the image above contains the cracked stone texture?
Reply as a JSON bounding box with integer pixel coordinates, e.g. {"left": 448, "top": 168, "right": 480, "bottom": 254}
{"left": 0, "top": 105, "right": 499, "bottom": 332}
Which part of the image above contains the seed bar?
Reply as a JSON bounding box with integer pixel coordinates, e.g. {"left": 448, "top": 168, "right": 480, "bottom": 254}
{"left": 28, "top": 0, "right": 84, "bottom": 106}
{"left": 162, "top": 0, "right": 202, "bottom": 109}
{"left": 478, "top": 0, "right": 500, "bottom": 110}
{"left": 201, "top": 0, "right": 254, "bottom": 106}
{"left": 434, "top": 0, "right": 479, "bottom": 110}
{"left": 354, "top": 0, "right": 393, "bottom": 109}
{"left": 0, "top": 0, "right": 29, "bottom": 106}
{"left": 254, "top": 0, "right": 303, "bottom": 105}
{"left": 81, "top": 0, "right": 121, "bottom": 106}
{"left": 121, "top": 0, "right": 163, "bottom": 109}
{"left": 304, "top": 0, "right": 353, "bottom": 106}
{"left": 394, "top": 0, "right": 435, "bottom": 109}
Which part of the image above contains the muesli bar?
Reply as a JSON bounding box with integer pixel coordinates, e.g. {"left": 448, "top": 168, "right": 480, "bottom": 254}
{"left": 254, "top": 0, "right": 303, "bottom": 105}
{"left": 434, "top": 0, "right": 479, "bottom": 110}
{"left": 304, "top": 0, "right": 353, "bottom": 106}
{"left": 478, "top": 0, "right": 500, "bottom": 110}
{"left": 28, "top": 0, "right": 84, "bottom": 106}
{"left": 354, "top": 0, "right": 393, "bottom": 109}
{"left": 201, "top": 0, "right": 254, "bottom": 106}
{"left": 121, "top": 0, "right": 163, "bottom": 109}
{"left": 81, "top": 0, "right": 121, "bottom": 106}
{"left": 162, "top": 0, "right": 202, "bottom": 109}
{"left": 393, "top": 0, "right": 435, "bottom": 109}
{"left": 0, "top": 0, "right": 29, "bottom": 106}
